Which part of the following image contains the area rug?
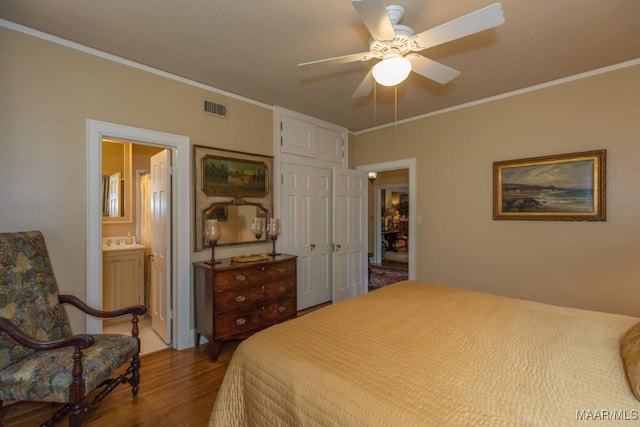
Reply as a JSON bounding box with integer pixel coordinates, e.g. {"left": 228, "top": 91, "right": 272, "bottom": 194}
{"left": 369, "top": 265, "right": 408, "bottom": 291}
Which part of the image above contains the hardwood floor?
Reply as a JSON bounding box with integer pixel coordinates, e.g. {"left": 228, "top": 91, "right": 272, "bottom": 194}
{"left": 1, "top": 341, "right": 240, "bottom": 426}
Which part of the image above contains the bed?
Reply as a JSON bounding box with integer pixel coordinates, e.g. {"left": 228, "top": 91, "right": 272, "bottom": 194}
{"left": 210, "top": 281, "right": 640, "bottom": 426}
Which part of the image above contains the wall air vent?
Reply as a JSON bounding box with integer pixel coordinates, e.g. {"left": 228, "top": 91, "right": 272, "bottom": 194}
{"left": 203, "top": 100, "right": 228, "bottom": 118}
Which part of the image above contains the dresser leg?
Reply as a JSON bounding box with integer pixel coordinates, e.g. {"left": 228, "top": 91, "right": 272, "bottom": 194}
{"left": 195, "top": 332, "right": 201, "bottom": 346}
{"left": 209, "top": 340, "right": 222, "bottom": 362}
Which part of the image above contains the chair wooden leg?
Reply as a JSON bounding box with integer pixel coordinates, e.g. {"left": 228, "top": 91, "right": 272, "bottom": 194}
{"left": 68, "top": 404, "right": 85, "bottom": 427}
{"left": 67, "top": 348, "right": 86, "bottom": 426}
{"left": 130, "top": 354, "right": 141, "bottom": 396}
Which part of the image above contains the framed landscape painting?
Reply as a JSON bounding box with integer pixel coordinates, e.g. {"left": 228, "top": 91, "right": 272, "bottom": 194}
{"left": 493, "top": 150, "right": 606, "bottom": 221}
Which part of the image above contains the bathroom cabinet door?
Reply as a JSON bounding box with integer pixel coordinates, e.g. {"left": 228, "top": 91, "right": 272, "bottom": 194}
{"left": 102, "top": 249, "right": 143, "bottom": 312}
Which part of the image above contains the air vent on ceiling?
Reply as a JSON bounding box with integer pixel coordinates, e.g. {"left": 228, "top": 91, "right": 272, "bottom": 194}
{"left": 203, "top": 100, "right": 228, "bottom": 118}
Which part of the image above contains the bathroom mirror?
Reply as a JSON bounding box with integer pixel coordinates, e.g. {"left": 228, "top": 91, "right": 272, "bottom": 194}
{"left": 102, "top": 139, "right": 132, "bottom": 224}
{"left": 201, "top": 200, "right": 269, "bottom": 247}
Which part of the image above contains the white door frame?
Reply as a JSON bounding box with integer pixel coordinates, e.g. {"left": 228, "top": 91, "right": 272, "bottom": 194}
{"left": 86, "top": 119, "right": 192, "bottom": 350}
{"left": 357, "top": 159, "right": 416, "bottom": 281}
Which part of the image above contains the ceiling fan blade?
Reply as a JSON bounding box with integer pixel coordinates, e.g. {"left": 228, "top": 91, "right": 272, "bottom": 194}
{"left": 407, "top": 54, "right": 460, "bottom": 84}
{"left": 409, "top": 3, "right": 505, "bottom": 52}
{"left": 352, "top": 69, "right": 374, "bottom": 98}
{"left": 352, "top": 0, "right": 396, "bottom": 41}
{"left": 298, "top": 52, "right": 371, "bottom": 68}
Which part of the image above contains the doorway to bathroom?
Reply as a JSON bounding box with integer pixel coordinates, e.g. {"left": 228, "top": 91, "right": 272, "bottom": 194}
{"left": 101, "top": 140, "right": 171, "bottom": 355}
{"left": 86, "top": 119, "right": 192, "bottom": 353}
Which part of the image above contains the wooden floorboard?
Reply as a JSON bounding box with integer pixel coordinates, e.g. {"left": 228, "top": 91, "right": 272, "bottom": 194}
{"left": 1, "top": 341, "right": 241, "bottom": 427}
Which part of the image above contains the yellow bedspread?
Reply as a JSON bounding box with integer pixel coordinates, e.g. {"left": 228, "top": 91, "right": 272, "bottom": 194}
{"left": 210, "top": 281, "right": 640, "bottom": 426}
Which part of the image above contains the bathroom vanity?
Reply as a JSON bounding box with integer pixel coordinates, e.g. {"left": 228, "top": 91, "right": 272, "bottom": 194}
{"left": 102, "top": 243, "right": 145, "bottom": 315}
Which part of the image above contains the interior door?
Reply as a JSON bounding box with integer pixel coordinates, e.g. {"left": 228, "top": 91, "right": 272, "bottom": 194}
{"left": 280, "top": 163, "right": 332, "bottom": 309}
{"left": 150, "top": 149, "right": 171, "bottom": 344}
{"left": 332, "top": 166, "right": 367, "bottom": 303}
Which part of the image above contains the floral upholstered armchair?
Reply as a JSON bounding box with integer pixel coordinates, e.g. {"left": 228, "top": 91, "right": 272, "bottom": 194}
{"left": 0, "top": 231, "right": 147, "bottom": 426}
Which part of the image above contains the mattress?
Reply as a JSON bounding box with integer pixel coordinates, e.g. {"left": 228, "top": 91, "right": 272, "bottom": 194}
{"left": 210, "top": 281, "right": 640, "bottom": 426}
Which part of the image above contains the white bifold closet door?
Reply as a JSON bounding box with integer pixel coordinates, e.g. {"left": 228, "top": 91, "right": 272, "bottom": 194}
{"left": 280, "top": 163, "right": 367, "bottom": 309}
{"left": 331, "top": 166, "right": 367, "bottom": 304}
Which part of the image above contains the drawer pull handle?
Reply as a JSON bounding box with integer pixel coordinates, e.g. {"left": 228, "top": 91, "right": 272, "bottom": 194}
{"left": 277, "top": 268, "right": 286, "bottom": 274}
{"left": 260, "top": 267, "right": 266, "bottom": 271}
{"left": 235, "top": 295, "right": 246, "bottom": 303}
{"left": 235, "top": 274, "right": 246, "bottom": 282}
{"left": 278, "top": 286, "right": 286, "bottom": 292}
{"left": 235, "top": 318, "right": 247, "bottom": 326}
{"left": 278, "top": 306, "right": 286, "bottom": 313}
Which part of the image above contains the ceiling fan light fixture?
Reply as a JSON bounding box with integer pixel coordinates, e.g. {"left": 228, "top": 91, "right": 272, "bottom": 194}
{"left": 372, "top": 52, "right": 412, "bottom": 86}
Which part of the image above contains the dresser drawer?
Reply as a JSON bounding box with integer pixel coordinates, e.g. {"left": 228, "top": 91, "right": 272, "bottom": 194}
{"left": 215, "top": 279, "right": 295, "bottom": 313}
{"left": 215, "top": 296, "right": 296, "bottom": 337}
{"left": 215, "top": 259, "right": 296, "bottom": 291}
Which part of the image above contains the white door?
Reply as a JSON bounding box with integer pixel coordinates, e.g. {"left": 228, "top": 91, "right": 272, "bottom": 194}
{"left": 280, "top": 163, "right": 333, "bottom": 309}
{"left": 280, "top": 115, "right": 314, "bottom": 158}
{"left": 332, "top": 166, "right": 368, "bottom": 303}
{"left": 150, "top": 150, "right": 171, "bottom": 343}
{"left": 315, "top": 126, "right": 344, "bottom": 164}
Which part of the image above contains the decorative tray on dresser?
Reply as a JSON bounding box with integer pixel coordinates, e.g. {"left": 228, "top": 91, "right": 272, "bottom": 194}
{"left": 193, "top": 254, "right": 297, "bottom": 362}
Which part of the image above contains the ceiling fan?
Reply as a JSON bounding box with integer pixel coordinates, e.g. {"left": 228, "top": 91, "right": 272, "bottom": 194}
{"left": 298, "top": 1, "right": 505, "bottom": 98}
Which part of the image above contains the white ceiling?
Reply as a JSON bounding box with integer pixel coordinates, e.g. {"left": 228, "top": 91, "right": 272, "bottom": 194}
{"left": 1, "top": 0, "right": 639, "bottom": 131}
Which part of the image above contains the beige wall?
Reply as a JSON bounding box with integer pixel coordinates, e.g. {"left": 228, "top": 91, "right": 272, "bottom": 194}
{"left": 352, "top": 64, "right": 640, "bottom": 317}
{"left": 0, "top": 27, "right": 274, "bottom": 332}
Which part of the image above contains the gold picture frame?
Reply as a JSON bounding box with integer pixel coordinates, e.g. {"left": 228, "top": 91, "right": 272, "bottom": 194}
{"left": 493, "top": 150, "right": 606, "bottom": 221}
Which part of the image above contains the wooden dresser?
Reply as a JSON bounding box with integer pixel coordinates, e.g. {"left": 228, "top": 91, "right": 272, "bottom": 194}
{"left": 193, "top": 254, "right": 297, "bottom": 362}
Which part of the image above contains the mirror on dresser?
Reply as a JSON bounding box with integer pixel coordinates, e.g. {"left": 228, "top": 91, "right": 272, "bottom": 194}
{"left": 201, "top": 198, "right": 270, "bottom": 247}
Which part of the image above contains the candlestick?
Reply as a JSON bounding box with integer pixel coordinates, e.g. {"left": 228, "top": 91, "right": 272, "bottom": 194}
{"left": 267, "top": 218, "right": 280, "bottom": 257}
{"left": 204, "top": 219, "right": 222, "bottom": 264}
{"left": 251, "top": 217, "right": 266, "bottom": 240}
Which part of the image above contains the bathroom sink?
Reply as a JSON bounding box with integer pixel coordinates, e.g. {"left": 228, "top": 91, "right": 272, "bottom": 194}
{"left": 102, "top": 243, "right": 145, "bottom": 252}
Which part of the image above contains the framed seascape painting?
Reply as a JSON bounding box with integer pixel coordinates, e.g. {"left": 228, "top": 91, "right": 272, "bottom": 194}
{"left": 493, "top": 150, "right": 606, "bottom": 221}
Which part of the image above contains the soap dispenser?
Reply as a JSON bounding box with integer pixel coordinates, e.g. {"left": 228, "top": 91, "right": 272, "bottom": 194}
{"left": 125, "top": 232, "right": 134, "bottom": 245}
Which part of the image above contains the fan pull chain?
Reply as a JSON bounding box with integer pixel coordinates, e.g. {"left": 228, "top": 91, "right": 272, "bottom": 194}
{"left": 394, "top": 86, "right": 398, "bottom": 135}
{"left": 373, "top": 83, "right": 377, "bottom": 124}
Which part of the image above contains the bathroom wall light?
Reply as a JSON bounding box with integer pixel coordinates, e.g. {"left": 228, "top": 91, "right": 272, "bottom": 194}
{"left": 368, "top": 171, "right": 377, "bottom": 183}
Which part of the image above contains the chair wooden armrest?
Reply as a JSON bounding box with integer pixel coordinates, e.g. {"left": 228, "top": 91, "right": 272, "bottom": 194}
{"left": 0, "top": 317, "right": 94, "bottom": 351}
{"left": 59, "top": 294, "right": 147, "bottom": 318}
